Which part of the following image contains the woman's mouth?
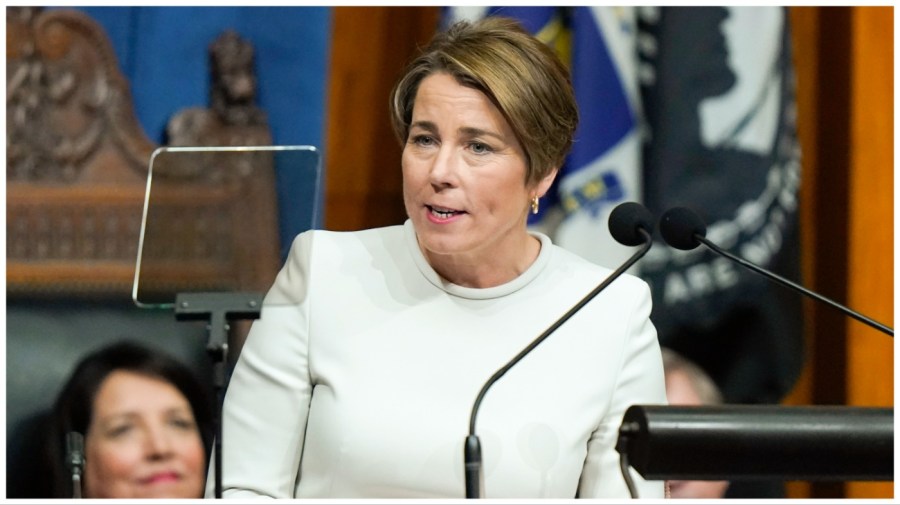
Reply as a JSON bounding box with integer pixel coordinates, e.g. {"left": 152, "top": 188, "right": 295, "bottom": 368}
{"left": 426, "top": 205, "right": 465, "bottom": 221}
{"left": 140, "top": 471, "right": 181, "bottom": 485}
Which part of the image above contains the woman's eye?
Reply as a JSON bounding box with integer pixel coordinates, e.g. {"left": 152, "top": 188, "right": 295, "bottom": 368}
{"left": 169, "top": 417, "right": 197, "bottom": 430}
{"left": 107, "top": 424, "right": 133, "bottom": 438}
{"left": 411, "top": 135, "right": 435, "bottom": 147}
{"left": 470, "top": 142, "right": 492, "bottom": 154}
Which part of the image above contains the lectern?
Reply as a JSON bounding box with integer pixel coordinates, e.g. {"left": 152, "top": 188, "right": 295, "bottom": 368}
{"left": 616, "top": 404, "right": 894, "bottom": 498}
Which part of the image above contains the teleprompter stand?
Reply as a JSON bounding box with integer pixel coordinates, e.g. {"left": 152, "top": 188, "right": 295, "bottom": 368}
{"left": 133, "top": 145, "right": 321, "bottom": 498}
{"left": 174, "top": 291, "right": 263, "bottom": 499}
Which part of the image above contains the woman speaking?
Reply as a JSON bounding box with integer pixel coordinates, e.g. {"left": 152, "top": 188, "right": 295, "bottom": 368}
{"left": 213, "top": 16, "right": 666, "bottom": 499}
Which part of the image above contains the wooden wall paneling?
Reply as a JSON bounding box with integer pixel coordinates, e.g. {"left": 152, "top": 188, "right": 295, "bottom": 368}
{"left": 324, "top": 7, "right": 440, "bottom": 231}
{"left": 810, "top": 7, "right": 853, "bottom": 417}
{"left": 845, "top": 5, "right": 894, "bottom": 499}
{"left": 784, "top": 7, "right": 818, "bottom": 408}
{"left": 786, "top": 6, "right": 894, "bottom": 499}
{"left": 784, "top": 8, "right": 852, "bottom": 497}
{"left": 782, "top": 7, "right": 818, "bottom": 498}
{"left": 806, "top": 7, "right": 856, "bottom": 498}
{"left": 846, "top": 5, "right": 894, "bottom": 408}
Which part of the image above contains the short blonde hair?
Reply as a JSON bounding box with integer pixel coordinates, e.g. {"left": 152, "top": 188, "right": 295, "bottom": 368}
{"left": 390, "top": 17, "right": 578, "bottom": 186}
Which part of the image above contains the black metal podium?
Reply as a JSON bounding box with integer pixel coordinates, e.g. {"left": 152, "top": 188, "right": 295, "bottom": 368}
{"left": 616, "top": 404, "right": 894, "bottom": 498}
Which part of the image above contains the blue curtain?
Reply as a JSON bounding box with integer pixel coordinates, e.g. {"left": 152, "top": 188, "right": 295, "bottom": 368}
{"left": 70, "top": 6, "right": 332, "bottom": 249}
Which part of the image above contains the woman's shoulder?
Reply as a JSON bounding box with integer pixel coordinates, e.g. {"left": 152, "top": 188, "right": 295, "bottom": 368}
{"left": 548, "top": 243, "right": 649, "bottom": 294}
{"left": 288, "top": 224, "right": 406, "bottom": 253}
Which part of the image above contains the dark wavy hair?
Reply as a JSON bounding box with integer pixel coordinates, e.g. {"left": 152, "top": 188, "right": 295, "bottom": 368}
{"left": 44, "top": 341, "right": 213, "bottom": 498}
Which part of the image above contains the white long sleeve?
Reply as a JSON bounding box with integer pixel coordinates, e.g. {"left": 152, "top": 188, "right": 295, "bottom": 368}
{"left": 209, "top": 221, "right": 667, "bottom": 498}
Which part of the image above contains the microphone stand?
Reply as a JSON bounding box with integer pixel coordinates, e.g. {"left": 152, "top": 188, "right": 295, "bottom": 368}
{"left": 696, "top": 236, "right": 893, "bottom": 337}
{"left": 464, "top": 229, "right": 653, "bottom": 498}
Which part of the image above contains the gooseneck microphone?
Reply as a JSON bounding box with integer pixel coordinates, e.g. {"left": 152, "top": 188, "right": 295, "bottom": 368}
{"left": 464, "top": 202, "right": 655, "bottom": 498}
{"left": 659, "top": 206, "right": 893, "bottom": 337}
{"left": 66, "top": 431, "right": 84, "bottom": 499}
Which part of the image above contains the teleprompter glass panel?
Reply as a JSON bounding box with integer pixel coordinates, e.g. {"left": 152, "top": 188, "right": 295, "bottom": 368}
{"left": 132, "top": 146, "right": 321, "bottom": 309}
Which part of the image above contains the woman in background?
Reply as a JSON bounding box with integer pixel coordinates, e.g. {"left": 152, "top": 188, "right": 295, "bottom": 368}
{"left": 216, "top": 17, "right": 666, "bottom": 498}
{"left": 662, "top": 347, "right": 730, "bottom": 499}
{"left": 46, "top": 341, "right": 213, "bottom": 498}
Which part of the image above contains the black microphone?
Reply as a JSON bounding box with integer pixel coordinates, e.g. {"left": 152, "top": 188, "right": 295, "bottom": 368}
{"left": 464, "top": 201, "right": 655, "bottom": 498}
{"left": 659, "top": 206, "right": 893, "bottom": 337}
{"left": 66, "top": 431, "right": 84, "bottom": 499}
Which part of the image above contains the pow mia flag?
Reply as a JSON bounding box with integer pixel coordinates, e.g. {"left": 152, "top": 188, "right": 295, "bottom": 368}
{"left": 637, "top": 7, "right": 804, "bottom": 406}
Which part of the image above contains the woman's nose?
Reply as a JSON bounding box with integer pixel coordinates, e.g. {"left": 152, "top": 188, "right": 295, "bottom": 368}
{"left": 144, "top": 427, "right": 175, "bottom": 459}
{"left": 428, "top": 146, "right": 459, "bottom": 188}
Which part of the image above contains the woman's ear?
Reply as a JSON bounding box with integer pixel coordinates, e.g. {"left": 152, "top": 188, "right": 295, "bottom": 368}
{"left": 534, "top": 167, "right": 558, "bottom": 198}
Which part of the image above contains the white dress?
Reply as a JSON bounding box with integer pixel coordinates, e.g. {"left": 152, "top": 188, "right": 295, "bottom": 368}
{"left": 209, "top": 220, "right": 667, "bottom": 498}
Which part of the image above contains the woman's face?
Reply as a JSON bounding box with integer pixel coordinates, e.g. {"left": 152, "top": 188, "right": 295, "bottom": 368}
{"left": 83, "top": 370, "right": 205, "bottom": 498}
{"left": 402, "top": 72, "right": 555, "bottom": 273}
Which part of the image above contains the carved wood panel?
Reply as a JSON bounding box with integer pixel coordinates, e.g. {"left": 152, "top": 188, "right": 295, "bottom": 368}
{"left": 7, "top": 7, "right": 280, "bottom": 299}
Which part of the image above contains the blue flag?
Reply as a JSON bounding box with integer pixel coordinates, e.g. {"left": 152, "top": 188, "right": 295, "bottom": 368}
{"left": 551, "top": 7, "right": 641, "bottom": 269}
